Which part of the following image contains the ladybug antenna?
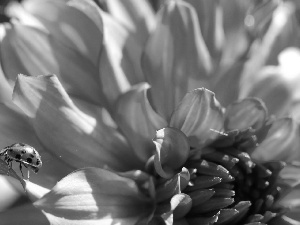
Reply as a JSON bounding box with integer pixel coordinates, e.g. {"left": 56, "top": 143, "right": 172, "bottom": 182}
{"left": 210, "top": 129, "right": 228, "bottom": 136}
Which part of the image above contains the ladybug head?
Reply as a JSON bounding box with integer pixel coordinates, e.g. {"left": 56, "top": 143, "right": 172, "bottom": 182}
{"left": 31, "top": 166, "right": 39, "bottom": 173}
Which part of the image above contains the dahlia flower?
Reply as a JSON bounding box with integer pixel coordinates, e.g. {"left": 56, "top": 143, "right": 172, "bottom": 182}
{"left": 0, "top": 0, "right": 299, "bottom": 224}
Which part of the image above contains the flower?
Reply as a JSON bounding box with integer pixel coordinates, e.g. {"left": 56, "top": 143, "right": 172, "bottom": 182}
{"left": 0, "top": 0, "right": 299, "bottom": 224}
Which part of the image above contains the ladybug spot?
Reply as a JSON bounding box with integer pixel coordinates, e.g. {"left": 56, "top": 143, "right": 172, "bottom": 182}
{"left": 9, "top": 149, "right": 13, "bottom": 152}
{"left": 15, "top": 154, "right": 21, "bottom": 160}
{"left": 36, "top": 160, "right": 40, "bottom": 165}
{"left": 26, "top": 158, "right": 32, "bottom": 163}
{"left": 21, "top": 150, "right": 26, "bottom": 154}
{"left": 29, "top": 154, "right": 34, "bottom": 158}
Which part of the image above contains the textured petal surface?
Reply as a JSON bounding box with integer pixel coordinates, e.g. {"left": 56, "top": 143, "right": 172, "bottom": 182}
{"left": 34, "top": 168, "right": 155, "bottom": 225}
{"left": 170, "top": 88, "right": 224, "bottom": 148}
{"left": 104, "top": 0, "right": 155, "bottom": 45}
{"left": 240, "top": 2, "right": 300, "bottom": 99}
{"left": 20, "top": 0, "right": 103, "bottom": 66}
{"left": 0, "top": 168, "right": 155, "bottom": 225}
{"left": 142, "top": 0, "right": 212, "bottom": 120}
{"left": 99, "top": 10, "right": 144, "bottom": 107}
{"left": 240, "top": 48, "right": 300, "bottom": 118}
{"left": 1, "top": 24, "right": 104, "bottom": 105}
{"left": 252, "top": 118, "right": 300, "bottom": 162}
{"left": 225, "top": 98, "right": 268, "bottom": 131}
{"left": 153, "top": 128, "right": 190, "bottom": 179}
{"left": 13, "top": 74, "right": 140, "bottom": 171}
{"left": 185, "top": 0, "right": 224, "bottom": 60}
{"left": 115, "top": 83, "right": 167, "bottom": 162}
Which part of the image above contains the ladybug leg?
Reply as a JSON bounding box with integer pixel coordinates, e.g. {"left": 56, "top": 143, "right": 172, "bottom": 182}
{"left": 4, "top": 155, "right": 9, "bottom": 165}
{"left": 19, "top": 162, "right": 24, "bottom": 178}
{"left": 9, "top": 159, "right": 12, "bottom": 169}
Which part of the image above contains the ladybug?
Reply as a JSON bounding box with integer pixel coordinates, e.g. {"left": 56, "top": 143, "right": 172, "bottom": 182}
{"left": 0, "top": 143, "right": 42, "bottom": 177}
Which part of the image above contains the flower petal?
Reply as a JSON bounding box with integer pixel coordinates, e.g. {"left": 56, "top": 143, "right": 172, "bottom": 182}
{"left": 13, "top": 74, "right": 141, "bottom": 171}
{"left": 19, "top": 0, "right": 103, "bottom": 66}
{"left": 185, "top": 0, "right": 224, "bottom": 59}
{"left": 1, "top": 24, "right": 105, "bottom": 105}
{"left": 224, "top": 98, "right": 268, "bottom": 131}
{"left": 34, "top": 167, "right": 155, "bottom": 224}
{"left": 241, "top": 2, "right": 300, "bottom": 94}
{"left": 99, "top": 10, "right": 145, "bottom": 107}
{"left": 153, "top": 128, "right": 190, "bottom": 179}
{"left": 104, "top": 0, "right": 155, "bottom": 45}
{"left": 170, "top": 88, "right": 224, "bottom": 148}
{"left": 241, "top": 48, "right": 300, "bottom": 118}
{"left": 142, "top": 0, "right": 212, "bottom": 120}
{"left": 211, "top": 61, "right": 244, "bottom": 107}
{"left": 279, "top": 164, "right": 300, "bottom": 189}
{"left": 252, "top": 118, "right": 300, "bottom": 162}
{"left": 115, "top": 83, "right": 167, "bottom": 162}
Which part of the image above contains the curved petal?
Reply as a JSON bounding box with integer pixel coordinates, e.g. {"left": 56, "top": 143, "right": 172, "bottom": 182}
{"left": 224, "top": 98, "right": 268, "bottom": 131}
{"left": 13, "top": 74, "right": 141, "bottom": 171}
{"left": 211, "top": 61, "right": 244, "bottom": 108}
{"left": 99, "top": 10, "right": 145, "bottom": 107}
{"left": 170, "top": 88, "right": 224, "bottom": 148}
{"left": 279, "top": 164, "right": 300, "bottom": 189}
{"left": 153, "top": 128, "right": 190, "bottom": 179}
{"left": 252, "top": 118, "right": 300, "bottom": 163}
{"left": 115, "top": 83, "right": 167, "bottom": 162}
{"left": 185, "top": 0, "right": 225, "bottom": 59}
{"left": 165, "top": 194, "right": 192, "bottom": 221}
{"left": 270, "top": 216, "right": 300, "bottom": 225}
{"left": 25, "top": 180, "right": 50, "bottom": 202}
{"left": 18, "top": 0, "right": 103, "bottom": 66}
{"left": 240, "top": 66, "right": 294, "bottom": 117}
{"left": 33, "top": 167, "right": 155, "bottom": 225}
{"left": 241, "top": 2, "right": 300, "bottom": 94}
{"left": 1, "top": 24, "right": 105, "bottom": 105}
{"left": 104, "top": 0, "right": 155, "bottom": 45}
{"left": 142, "top": 0, "right": 212, "bottom": 120}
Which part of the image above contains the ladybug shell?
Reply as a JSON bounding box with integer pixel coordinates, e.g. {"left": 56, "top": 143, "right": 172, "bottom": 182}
{"left": 5, "top": 143, "right": 42, "bottom": 173}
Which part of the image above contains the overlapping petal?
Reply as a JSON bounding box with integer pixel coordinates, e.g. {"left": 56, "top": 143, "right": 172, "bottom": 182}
{"left": 0, "top": 168, "right": 155, "bottom": 225}
{"left": 153, "top": 128, "right": 190, "bottom": 179}
{"left": 1, "top": 24, "right": 105, "bottom": 105}
{"left": 142, "top": 0, "right": 212, "bottom": 120}
{"left": 252, "top": 118, "right": 300, "bottom": 162}
{"left": 185, "top": 0, "right": 224, "bottom": 59}
{"left": 13, "top": 74, "right": 141, "bottom": 171}
{"left": 99, "top": 9, "right": 145, "bottom": 107}
{"left": 19, "top": 0, "right": 103, "bottom": 66}
{"left": 115, "top": 83, "right": 167, "bottom": 162}
{"left": 170, "top": 88, "right": 224, "bottom": 147}
{"left": 224, "top": 98, "right": 268, "bottom": 131}
{"left": 103, "top": 0, "right": 156, "bottom": 45}
{"left": 240, "top": 2, "right": 300, "bottom": 101}
{"left": 240, "top": 48, "right": 300, "bottom": 117}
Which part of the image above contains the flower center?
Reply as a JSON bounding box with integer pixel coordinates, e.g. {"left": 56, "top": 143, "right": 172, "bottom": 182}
{"left": 182, "top": 129, "right": 287, "bottom": 224}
